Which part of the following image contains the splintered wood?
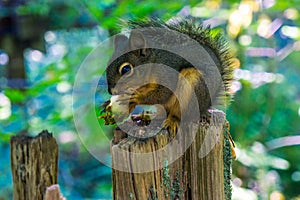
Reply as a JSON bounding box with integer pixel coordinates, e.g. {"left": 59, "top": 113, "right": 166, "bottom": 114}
{"left": 44, "top": 184, "right": 66, "bottom": 200}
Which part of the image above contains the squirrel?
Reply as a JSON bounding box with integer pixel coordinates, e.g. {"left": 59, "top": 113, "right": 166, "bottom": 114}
{"left": 102, "top": 18, "right": 235, "bottom": 139}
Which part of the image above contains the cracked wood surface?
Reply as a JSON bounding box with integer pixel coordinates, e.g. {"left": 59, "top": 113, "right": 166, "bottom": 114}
{"left": 10, "top": 130, "right": 58, "bottom": 200}
{"left": 111, "top": 110, "right": 226, "bottom": 200}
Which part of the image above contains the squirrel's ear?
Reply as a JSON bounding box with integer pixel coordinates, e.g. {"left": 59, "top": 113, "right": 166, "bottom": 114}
{"left": 129, "top": 30, "right": 147, "bottom": 56}
{"left": 114, "top": 34, "right": 128, "bottom": 49}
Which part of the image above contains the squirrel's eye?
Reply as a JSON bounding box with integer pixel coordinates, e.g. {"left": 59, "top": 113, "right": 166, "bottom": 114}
{"left": 119, "top": 62, "right": 133, "bottom": 76}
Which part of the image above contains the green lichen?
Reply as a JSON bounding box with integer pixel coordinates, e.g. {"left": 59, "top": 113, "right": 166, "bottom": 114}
{"left": 148, "top": 185, "right": 158, "bottom": 200}
{"left": 162, "top": 159, "right": 171, "bottom": 198}
{"left": 170, "top": 170, "right": 183, "bottom": 199}
{"left": 223, "top": 124, "right": 233, "bottom": 200}
{"left": 129, "top": 192, "right": 134, "bottom": 199}
{"left": 161, "top": 160, "right": 184, "bottom": 199}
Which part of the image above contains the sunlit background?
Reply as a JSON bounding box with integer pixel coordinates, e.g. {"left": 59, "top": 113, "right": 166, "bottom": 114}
{"left": 1, "top": 0, "right": 300, "bottom": 199}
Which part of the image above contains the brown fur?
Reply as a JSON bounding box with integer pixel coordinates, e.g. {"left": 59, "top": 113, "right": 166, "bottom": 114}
{"left": 163, "top": 68, "right": 203, "bottom": 134}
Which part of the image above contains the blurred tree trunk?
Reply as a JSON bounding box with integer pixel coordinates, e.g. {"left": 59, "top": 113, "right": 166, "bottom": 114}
{"left": 0, "top": 2, "right": 47, "bottom": 88}
{"left": 111, "top": 110, "right": 233, "bottom": 200}
{"left": 10, "top": 130, "right": 58, "bottom": 200}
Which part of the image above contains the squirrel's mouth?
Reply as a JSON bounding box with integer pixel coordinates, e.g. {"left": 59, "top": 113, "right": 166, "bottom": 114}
{"left": 100, "top": 94, "right": 166, "bottom": 129}
{"left": 111, "top": 94, "right": 162, "bottom": 124}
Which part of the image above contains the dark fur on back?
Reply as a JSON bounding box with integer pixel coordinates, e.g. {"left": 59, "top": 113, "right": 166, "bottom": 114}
{"left": 124, "top": 18, "right": 234, "bottom": 100}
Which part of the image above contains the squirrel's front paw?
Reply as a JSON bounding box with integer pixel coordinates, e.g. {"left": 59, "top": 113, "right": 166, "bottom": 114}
{"left": 163, "top": 116, "right": 180, "bottom": 136}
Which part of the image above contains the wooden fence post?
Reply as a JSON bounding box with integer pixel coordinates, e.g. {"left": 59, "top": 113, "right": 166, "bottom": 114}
{"left": 111, "top": 110, "right": 233, "bottom": 200}
{"left": 10, "top": 130, "right": 59, "bottom": 200}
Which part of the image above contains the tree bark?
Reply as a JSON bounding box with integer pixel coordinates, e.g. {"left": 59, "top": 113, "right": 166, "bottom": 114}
{"left": 10, "top": 130, "right": 58, "bottom": 200}
{"left": 111, "top": 110, "right": 233, "bottom": 200}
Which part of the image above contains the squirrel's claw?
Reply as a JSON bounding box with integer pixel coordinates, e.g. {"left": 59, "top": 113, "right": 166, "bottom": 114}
{"left": 101, "top": 100, "right": 111, "bottom": 113}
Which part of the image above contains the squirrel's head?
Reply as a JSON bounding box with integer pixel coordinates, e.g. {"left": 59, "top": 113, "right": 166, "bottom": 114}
{"left": 106, "top": 30, "right": 160, "bottom": 95}
{"left": 106, "top": 28, "right": 189, "bottom": 96}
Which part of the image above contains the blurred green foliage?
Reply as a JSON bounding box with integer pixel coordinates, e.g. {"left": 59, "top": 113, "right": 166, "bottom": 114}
{"left": 1, "top": 0, "right": 300, "bottom": 199}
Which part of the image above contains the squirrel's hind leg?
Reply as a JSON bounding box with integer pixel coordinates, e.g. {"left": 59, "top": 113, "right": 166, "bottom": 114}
{"left": 163, "top": 67, "right": 203, "bottom": 135}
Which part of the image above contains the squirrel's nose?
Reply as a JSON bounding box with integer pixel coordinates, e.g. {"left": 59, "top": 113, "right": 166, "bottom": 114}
{"left": 110, "top": 88, "right": 118, "bottom": 95}
{"left": 108, "top": 84, "right": 116, "bottom": 95}
{"left": 108, "top": 87, "right": 112, "bottom": 95}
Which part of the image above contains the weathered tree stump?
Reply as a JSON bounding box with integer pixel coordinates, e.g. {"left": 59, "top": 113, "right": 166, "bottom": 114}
{"left": 10, "top": 130, "right": 58, "bottom": 200}
{"left": 111, "top": 110, "right": 233, "bottom": 200}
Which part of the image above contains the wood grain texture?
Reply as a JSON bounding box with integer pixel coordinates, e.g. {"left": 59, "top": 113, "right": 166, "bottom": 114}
{"left": 10, "top": 130, "right": 58, "bottom": 200}
{"left": 112, "top": 110, "right": 227, "bottom": 200}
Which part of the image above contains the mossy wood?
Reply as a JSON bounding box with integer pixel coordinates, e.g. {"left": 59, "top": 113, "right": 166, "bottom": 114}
{"left": 111, "top": 110, "right": 232, "bottom": 200}
{"left": 10, "top": 130, "right": 58, "bottom": 200}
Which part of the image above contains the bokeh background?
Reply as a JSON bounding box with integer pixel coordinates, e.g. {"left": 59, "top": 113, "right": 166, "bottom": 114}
{"left": 1, "top": 0, "right": 300, "bottom": 199}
